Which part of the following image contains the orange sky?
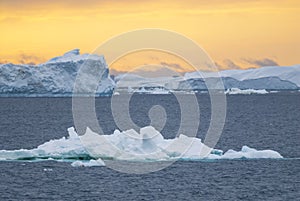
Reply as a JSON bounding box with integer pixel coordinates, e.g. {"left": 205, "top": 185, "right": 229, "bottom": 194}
{"left": 0, "top": 0, "right": 299, "bottom": 72}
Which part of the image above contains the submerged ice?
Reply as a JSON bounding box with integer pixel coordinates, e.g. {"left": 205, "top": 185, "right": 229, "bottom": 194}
{"left": 0, "top": 126, "right": 283, "bottom": 166}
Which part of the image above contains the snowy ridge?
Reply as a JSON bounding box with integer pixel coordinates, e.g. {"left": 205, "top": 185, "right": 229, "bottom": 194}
{"left": 0, "top": 126, "right": 283, "bottom": 167}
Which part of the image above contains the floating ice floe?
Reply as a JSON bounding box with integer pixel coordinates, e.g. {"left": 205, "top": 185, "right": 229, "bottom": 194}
{"left": 225, "top": 88, "right": 269, "bottom": 95}
{"left": 0, "top": 126, "right": 283, "bottom": 167}
{"left": 71, "top": 159, "right": 105, "bottom": 167}
{"left": 132, "top": 87, "right": 171, "bottom": 94}
{"left": 270, "top": 90, "right": 279, "bottom": 93}
{"left": 208, "top": 146, "right": 282, "bottom": 159}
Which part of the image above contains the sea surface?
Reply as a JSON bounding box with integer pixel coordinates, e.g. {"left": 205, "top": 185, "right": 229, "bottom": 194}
{"left": 0, "top": 93, "right": 299, "bottom": 200}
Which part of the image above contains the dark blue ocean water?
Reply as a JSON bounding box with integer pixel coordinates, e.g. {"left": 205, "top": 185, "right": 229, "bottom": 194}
{"left": 0, "top": 93, "right": 299, "bottom": 200}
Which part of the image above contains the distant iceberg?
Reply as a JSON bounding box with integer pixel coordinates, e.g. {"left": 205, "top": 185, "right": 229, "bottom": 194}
{"left": 225, "top": 88, "right": 269, "bottom": 95}
{"left": 0, "top": 126, "right": 283, "bottom": 166}
{"left": 131, "top": 86, "right": 170, "bottom": 94}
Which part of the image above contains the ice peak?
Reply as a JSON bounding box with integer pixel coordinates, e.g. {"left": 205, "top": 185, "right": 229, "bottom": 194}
{"left": 45, "top": 49, "right": 104, "bottom": 64}
{"left": 63, "top": 49, "right": 80, "bottom": 56}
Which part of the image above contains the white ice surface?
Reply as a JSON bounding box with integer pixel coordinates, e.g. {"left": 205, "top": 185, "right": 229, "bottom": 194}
{"left": 71, "top": 159, "right": 105, "bottom": 167}
{"left": 0, "top": 126, "right": 283, "bottom": 166}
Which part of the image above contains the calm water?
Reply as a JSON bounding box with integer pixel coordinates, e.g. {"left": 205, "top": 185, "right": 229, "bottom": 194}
{"left": 0, "top": 93, "right": 299, "bottom": 200}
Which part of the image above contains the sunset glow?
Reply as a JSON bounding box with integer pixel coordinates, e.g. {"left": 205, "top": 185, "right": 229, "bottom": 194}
{"left": 0, "top": 0, "right": 299, "bottom": 72}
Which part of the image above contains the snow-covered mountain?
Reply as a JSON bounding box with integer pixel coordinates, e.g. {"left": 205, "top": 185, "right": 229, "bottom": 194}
{"left": 221, "top": 65, "right": 300, "bottom": 87}
{"left": 114, "top": 65, "right": 300, "bottom": 91}
{"left": 185, "top": 65, "right": 300, "bottom": 87}
{"left": 178, "top": 77, "right": 298, "bottom": 90}
{"left": 0, "top": 49, "right": 115, "bottom": 96}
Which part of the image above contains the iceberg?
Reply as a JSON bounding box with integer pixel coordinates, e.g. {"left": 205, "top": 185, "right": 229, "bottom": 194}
{"left": 0, "top": 127, "right": 88, "bottom": 161}
{"left": 0, "top": 126, "right": 283, "bottom": 166}
{"left": 0, "top": 49, "right": 115, "bottom": 96}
